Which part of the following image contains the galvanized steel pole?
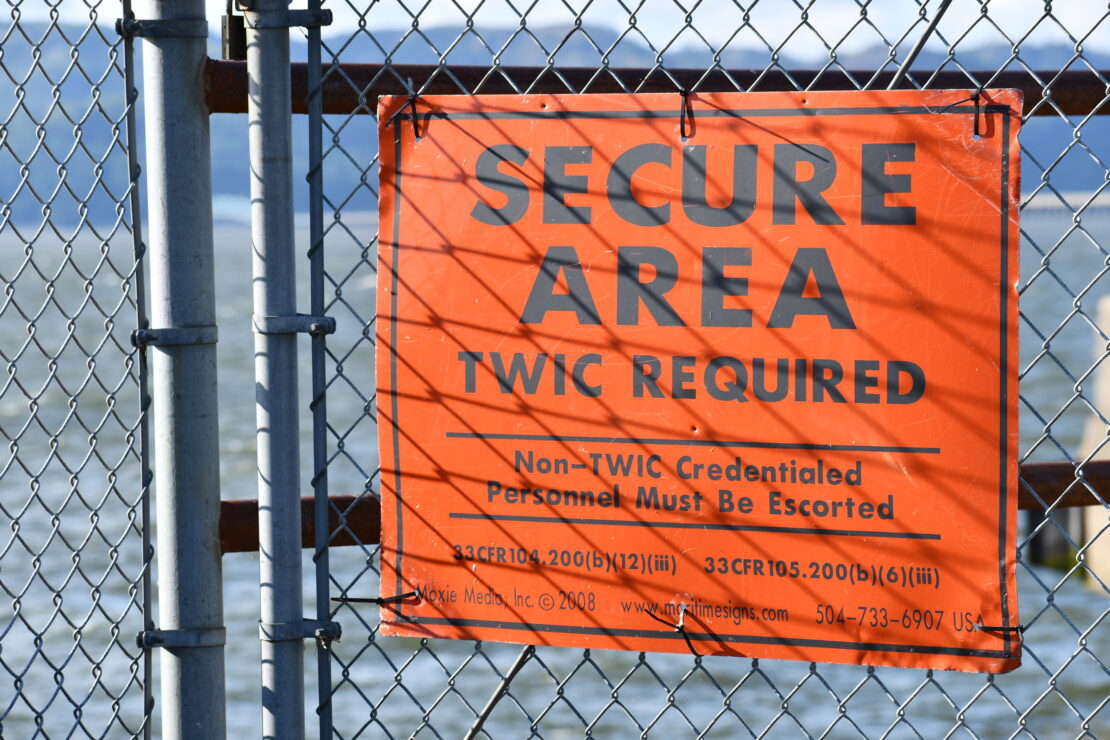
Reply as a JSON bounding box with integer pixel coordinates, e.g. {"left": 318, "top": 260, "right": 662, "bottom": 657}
{"left": 137, "top": 0, "right": 226, "bottom": 736}
{"left": 246, "top": 0, "right": 305, "bottom": 735}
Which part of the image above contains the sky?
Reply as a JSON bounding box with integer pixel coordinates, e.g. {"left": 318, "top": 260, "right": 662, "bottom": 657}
{"left": 23, "top": 0, "right": 1105, "bottom": 62}
{"left": 185, "top": 0, "right": 1110, "bottom": 62}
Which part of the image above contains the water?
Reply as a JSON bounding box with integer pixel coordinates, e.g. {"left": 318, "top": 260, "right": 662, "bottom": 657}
{"left": 5, "top": 203, "right": 1110, "bottom": 736}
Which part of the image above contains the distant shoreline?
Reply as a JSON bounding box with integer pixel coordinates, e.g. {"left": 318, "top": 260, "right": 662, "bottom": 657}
{"left": 1023, "top": 191, "right": 1110, "bottom": 212}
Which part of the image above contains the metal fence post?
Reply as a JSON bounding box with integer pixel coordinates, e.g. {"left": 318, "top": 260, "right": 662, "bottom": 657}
{"left": 246, "top": 0, "right": 305, "bottom": 735}
{"left": 305, "top": 2, "right": 334, "bottom": 736}
{"left": 137, "top": 0, "right": 226, "bottom": 736}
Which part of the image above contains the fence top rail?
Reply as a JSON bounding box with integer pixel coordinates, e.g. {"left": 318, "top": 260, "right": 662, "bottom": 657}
{"left": 205, "top": 60, "right": 1108, "bottom": 117}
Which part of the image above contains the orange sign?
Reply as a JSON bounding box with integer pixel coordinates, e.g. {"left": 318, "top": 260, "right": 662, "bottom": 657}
{"left": 377, "top": 89, "right": 1021, "bottom": 673}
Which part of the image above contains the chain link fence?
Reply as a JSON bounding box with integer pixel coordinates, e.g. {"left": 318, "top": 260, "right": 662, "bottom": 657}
{"left": 4, "top": 0, "right": 1110, "bottom": 737}
{"left": 0, "top": 0, "right": 150, "bottom": 736}
{"left": 311, "top": 1, "right": 1110, "bottom": 737}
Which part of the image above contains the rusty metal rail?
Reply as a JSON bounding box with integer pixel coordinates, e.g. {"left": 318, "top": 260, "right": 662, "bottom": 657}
{"left": 204, "top": 61, "right": 1109, "bottom": 117}
{"left": 1017, "top": 460, "right": 1110, "bottom": 509}
{"left": 220, "top": 494, "right": 380, "bottom": 554}
{"left": 217, "top": 460, "right": 1110, "bottom": 553}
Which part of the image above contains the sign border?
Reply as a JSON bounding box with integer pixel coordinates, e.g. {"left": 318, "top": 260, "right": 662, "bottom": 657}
{"left": 383, "top": 98, "right": 1016, "bottom": 660}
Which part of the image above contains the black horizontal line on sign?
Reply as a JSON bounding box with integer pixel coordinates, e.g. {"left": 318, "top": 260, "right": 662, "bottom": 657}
{"left": 445, "top": 431, "right": 940, "bottom": 455}
{"left": 406, "top": 616, "right": 1003, "bottom": 658}
{"left": 448, "top": 512, "right": 941, "bottom": 540}
{"left": 393, "top": 104, "right": 1009, "bottom": 122}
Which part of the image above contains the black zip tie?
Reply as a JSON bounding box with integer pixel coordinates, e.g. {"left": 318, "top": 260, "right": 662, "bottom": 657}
{"left": 332, "top": 589, "right": 419, "bottom": 605}
{"left": 385, "top": 81, "right": 421, "bottom": 141}
{"left": 679, "top": 89, "right": 692, "bottom": 140}
{"left": 935, "top": 91, "right": 982, "bottom": 138}
{"left": 406, "top": 92, "right": 420, "bottom": 140}
{"left": 974, "top": 623, "right": 1025, "bottom": 634}
{"left": 645, "top": 605, "right": 700, "bottom": 657}
{"left": 973, "top": 90, "right": 981, "bottom": 138}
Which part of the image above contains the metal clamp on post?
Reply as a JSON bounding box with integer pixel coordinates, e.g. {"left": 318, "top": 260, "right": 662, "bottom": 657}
{"left": 259, "top": 619, "right": 341, "bottom": 643}
{"left": 241, "top": 8, "right": 332, "bottom": 29}
{"left": 137, "top": 627, "right": 226, "bottom": 650}
{"left": 115, "top": 17, "right": 209, "bottom": 38}
{"left": 252, "top": 314, "right": 336, "bottom": 336}
{"left": 131, "top": 325, "right": 219, "bottom": 348}
{"left": 222, "top": 0, "right": 247, "bottom": 60}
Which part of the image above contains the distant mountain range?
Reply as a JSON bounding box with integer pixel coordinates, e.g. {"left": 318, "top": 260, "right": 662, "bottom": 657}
{"left": 3, "top": 22, "right": 1108, "bottom": 227}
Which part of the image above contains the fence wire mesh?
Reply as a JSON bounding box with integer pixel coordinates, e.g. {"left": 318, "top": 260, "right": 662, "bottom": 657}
{"left": 0, "top": 0, "right": 150, "bottom": 736}
{"left": 309, "top": 1, "right": 1110, "bottom": 738}
{"left": 9, "top": 0, "right": 1110, "bottom": 737}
